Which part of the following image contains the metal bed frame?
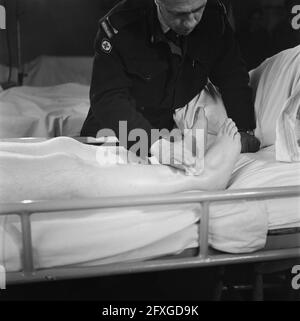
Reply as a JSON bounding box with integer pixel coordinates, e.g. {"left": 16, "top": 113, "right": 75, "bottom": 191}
{"left": 1, "top": 185, "right": 299, "bottom": 298}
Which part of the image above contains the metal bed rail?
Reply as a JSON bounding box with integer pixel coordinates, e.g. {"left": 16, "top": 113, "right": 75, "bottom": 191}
{"left": 0, "top": 185, "right": 300, "bottom": 284}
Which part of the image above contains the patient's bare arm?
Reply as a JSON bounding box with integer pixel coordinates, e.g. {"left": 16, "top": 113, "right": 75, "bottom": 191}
{"left": 0, "top": 117, "right": 241, "bottom": 202}
{"left": 0, "top": 137, "right": 99, "bottom": 164}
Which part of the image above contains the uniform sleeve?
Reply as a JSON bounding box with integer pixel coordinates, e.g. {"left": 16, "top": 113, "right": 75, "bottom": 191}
{"left": 89, "top": 28, "right": 155, "bottom": 152}
{"left": 209, "top": 16, "right": 256, "bottom": 131}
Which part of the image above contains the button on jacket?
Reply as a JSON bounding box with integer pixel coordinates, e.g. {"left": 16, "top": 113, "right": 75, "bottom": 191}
{"left": 81, "top": 0, "right": 256, "bottom": 149}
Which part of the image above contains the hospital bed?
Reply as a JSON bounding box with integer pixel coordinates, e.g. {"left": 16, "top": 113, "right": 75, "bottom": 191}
{"left": 0, "top": 185, "right": 299, "bottom": 301}
{"left": 0, "top": 56, "right": 93, "bottom": 139}
{"left": 0, "top": 141, "right": 299, "bottom": 301}
{"left": 0, "top": 51, "right": 300, "bottom": 300}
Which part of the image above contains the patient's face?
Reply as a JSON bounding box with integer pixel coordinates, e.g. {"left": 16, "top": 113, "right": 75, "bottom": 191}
{"left": 157, "top": 0, "right": 207, "bottom": 35}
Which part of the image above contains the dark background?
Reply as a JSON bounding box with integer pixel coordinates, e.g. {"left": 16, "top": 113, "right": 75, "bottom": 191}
{"left": 0, "top": 0, "right": 299, "bottom": 72}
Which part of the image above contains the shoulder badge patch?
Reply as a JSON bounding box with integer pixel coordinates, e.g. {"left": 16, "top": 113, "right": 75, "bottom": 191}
{"left": 101, "top": 38, "right": 112, "bottom": 54}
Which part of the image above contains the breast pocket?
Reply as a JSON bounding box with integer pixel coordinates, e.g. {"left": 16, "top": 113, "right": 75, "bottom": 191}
{"left": 124, "top": 59, "right": 169, "bottom": 109}
{"left": 124, "top": 59, "right": 168, "bottom": 83}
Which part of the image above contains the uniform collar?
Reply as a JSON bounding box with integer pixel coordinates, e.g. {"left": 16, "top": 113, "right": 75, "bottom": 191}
{"left": 148, "top": 1, "right": 221, "bottom": 63}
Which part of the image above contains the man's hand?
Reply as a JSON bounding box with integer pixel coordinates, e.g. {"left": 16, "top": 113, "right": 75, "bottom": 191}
{"left": 150, "top": 136, "right": 204, "bottom": 175}
{"left": 239, "top": 131, "right": 261, "bottom": 153}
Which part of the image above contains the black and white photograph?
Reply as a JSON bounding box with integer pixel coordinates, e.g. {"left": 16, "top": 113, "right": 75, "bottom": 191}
{"left": 0, "top": 0, "right": 300, "bottom": 306}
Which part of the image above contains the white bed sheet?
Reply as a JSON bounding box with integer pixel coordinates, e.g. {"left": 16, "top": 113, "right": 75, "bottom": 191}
{"left": 1, "top": 205, "right": 200, "bottom": 272}
{"left": 209, "top": 146, "right": 300, "bottom": 253}
{"left": 1, "top": 146, "right": 299, "bottom": 272}
{"left": 231, "top": 146, "right": 300, "bottom": 230}
{"left": 0, "top": 83, "right": 89, "bottom": 138}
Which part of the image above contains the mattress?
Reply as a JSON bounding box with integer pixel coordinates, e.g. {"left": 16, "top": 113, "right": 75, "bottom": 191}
{"left": 1, "top": 205, "right": 200, "bottom": 272}
{"left": 0, "top": 146, "right": 299, "bottom": 272}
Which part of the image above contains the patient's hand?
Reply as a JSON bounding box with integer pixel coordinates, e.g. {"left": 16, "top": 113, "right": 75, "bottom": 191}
{"left": 240, "top": 131, "right": 261, "bottom": 153}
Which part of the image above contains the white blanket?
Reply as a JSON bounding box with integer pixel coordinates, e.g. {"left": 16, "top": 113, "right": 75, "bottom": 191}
{"left": 0, "top": 84, "right": 89, "bottom": 138}
{"left": 0, "top": 146, "right": 299, "bottom": 272}
{"left": 1, "top": 205, "right": 200, "bottom": 272}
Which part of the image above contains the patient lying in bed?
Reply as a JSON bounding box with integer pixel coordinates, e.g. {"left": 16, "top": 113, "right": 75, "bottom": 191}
{"left": 0, "top": 112, "right": 241, "bottom": 202}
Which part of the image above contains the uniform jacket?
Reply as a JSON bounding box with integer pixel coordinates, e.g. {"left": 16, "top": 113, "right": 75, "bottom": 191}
{"left": 81, "top": 0, "right": 256, "bottom": 149}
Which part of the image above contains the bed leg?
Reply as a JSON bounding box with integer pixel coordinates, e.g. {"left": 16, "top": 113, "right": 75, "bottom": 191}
{"left": 213, "top": 267, "right": 226, "bottom": 301}
{"left": 253, "top": 271, "right": 264, "bottom": 301}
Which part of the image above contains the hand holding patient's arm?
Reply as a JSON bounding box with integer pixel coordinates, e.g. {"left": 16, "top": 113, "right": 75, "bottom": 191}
{"left": 150, "top": 129, "right": 204, "bottom": 175}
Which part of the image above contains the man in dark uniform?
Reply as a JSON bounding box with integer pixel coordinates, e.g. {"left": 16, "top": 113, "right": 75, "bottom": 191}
{"left": 81, "top": 0, "right": 260, "bottom": 163}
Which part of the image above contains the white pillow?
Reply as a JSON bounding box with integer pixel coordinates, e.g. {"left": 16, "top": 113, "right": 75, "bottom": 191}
{"left": 275, "top": 87, "right": 300, "bottom": 162}
{"left": 250, "top": 45, "right": 300, "bottom": 148}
